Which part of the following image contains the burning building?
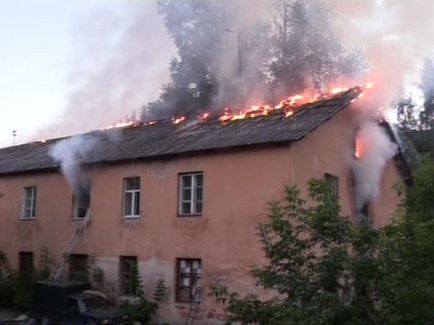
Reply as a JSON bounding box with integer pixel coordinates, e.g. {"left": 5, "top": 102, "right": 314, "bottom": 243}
{"left": 0, "top": 86, "right": 410, "bottom": 323}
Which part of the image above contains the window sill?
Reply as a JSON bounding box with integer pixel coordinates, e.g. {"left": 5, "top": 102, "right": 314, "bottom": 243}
{"left": 177, "top": 214, "right": 202, "bottom": 218}
{"left": 175, "top": 301, "right": 202, "bottom": 306}
{"left": 72, "top": 218, "right": 89, "bottom": 221}
{"left": 123, "top": 216, "right": 140, "bottom": 219}
{"left": 20, "top": 218, "right": 36, "bottom": 221}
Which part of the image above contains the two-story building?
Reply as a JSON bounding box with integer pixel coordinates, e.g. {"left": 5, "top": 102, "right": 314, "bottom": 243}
{"left": 0, "top": 87, "right": 410, "bottom": 323}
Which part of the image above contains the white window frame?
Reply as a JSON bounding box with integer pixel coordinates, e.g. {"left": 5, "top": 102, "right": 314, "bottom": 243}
{"left": 179, "top": 173, "right": 203, "bottom": 216}
{"left": 22, "top": 186, "right": 37, "bottom": 220}
{"left": 123, "top": 177, "right": 140, "bottom": 218}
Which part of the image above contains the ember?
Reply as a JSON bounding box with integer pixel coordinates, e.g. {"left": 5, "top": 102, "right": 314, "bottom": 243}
{"left": 172, "top": 116, "right": 186, "bottom": 124}
{"left": 198, "top": 112, "right": 211, "bottom": 120}
{"left": 101, "top": 83, "right": 373, "bottom": 131}
{"left": 355, "top": 134, "right": 364, "bottom": 159}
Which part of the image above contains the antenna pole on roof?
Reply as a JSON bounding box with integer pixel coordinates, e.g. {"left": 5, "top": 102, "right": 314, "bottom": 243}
{"left": 12, "top": 130, "right": 17, "bottom": 146}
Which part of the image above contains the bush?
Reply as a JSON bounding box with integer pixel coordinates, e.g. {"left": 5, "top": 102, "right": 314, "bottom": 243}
{"left": 120, "top": 261, "right": 158, "bottom": 324}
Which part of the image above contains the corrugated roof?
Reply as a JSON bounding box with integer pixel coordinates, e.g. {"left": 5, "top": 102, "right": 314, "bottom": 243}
{"left": 0, "top": 87, "right": 362, "bottom": 175}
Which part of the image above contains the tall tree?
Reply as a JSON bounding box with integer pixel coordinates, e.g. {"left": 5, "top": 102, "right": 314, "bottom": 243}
{"left": 143, "top": 0, "right": 226, "bottom": 119}
{"left": 212, "top": 160, "right": 434, "bottom": 324}
{"left": 396, "top": 96, "right": 418, "bottom": 131}
{"left": 143, "top": 0, "right": 364, "bottom": 119}
{"left": 212, "top": 179, "right": 376, "bottom": 324}
{"left": 419, "top": 58, "right": 434, "bottom": 130}
{"left": 267, "top": 0, "right": 365, "bottom": 98}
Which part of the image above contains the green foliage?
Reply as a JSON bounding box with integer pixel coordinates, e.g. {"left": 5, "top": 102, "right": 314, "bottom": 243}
{"left": 120, "top": 261, "right": 158, "bottom": 324}
{"left": 88, "top": 254, "right": 105, "bottom": 287}
{"left": 0, "top": 250, "right": 51, "bottom": 311}
{"left": 398, "top": 58, "right": 434, "bottom": 131}
{"left": 211, "top": 179, "right": 369, "bottom": 324}
{"left": 153, "top": 279, "right": 168, "bottom": 302}
{"left": 143, "top": 0, "right": 364, "bottom": 119}
{"left": 372, "top": 159, "right": 434, "bottom": 324}
{"left": 211, "top": 161, "right": 434, "bottom": 324}
{"left": 267, "top": 0, "right": 365, "bottom": 97}
{"left": 121, "top": 299, "right": 158, "bottom": 324}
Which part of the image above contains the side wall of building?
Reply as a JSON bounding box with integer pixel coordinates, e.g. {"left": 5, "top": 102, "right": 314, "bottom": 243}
{"left": 0, "top": 106, "right": 404, "bottom": 323}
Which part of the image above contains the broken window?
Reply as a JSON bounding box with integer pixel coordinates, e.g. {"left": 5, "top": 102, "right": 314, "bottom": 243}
{"left": 74, "top": 181, "right": 91, "bottom": 219}
{"left": 325, "top": 173, "right": 339, "bottom": 200}
{"left": 22, "top": 186, "right": 37, "bottom": 219}
{"left": 19, "top": 251, "right": 33, "bottom": 276}
{"left": 357, "top": 202, "right": 372, "bottom": 224}
{"left": 123, "top": 177, "right": 140, "bottom": 218}
{"left": 179, "top": 173, "right": 203, "bottom": 215}
{"left": 68, "top": 254, "right": 88, "bottom": 281}
{"left": 176, "top": 258, "right": 202, "bottom": 303}
{"left": 119, "top": 256, "right": 138, "bottom": 296}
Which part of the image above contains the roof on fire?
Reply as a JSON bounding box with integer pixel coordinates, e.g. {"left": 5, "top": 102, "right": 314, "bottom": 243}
{"left": 0, "top": 87, "right": 364, "bottom": 175}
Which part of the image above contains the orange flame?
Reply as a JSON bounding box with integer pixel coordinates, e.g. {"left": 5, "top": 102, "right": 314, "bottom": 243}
{"left": 172, "top": 116, "right": 186, "bottom": 124}
{"left": 198, "top": 112, "right": 211, "bottom": 120}
{"left": 97, "top": 82, "right": 373, "bottom": 134}
{"left": 355, "top": 134, "right": 364, "bottom": 159}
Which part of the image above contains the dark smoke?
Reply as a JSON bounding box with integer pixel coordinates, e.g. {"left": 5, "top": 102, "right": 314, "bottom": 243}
{"left": 143, "top": 0, "right": 365, "bottom": 119}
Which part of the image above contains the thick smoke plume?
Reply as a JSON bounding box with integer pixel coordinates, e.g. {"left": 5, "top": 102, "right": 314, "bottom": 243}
{"left": 331, "top": 0, "right": 434, "bottom": 110}
{"left": 34, "top": 1, "right": 175, "bottom": 140}
{"left": 49, "top": 134, "right": 96, "bottom": 196}
{"left": 351, "top": 120, "right": 397, "bottom": 221}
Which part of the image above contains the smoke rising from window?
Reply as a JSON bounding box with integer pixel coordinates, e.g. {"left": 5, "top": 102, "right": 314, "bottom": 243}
{"left": 48, "top": 134, "right": 96, "bottom": 197}
{"left": 351, "top": 120, "right": 397, "bottom": 223}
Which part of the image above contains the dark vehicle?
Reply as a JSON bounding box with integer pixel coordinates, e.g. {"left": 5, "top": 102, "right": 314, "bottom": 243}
{"left": 31, "top": 280, "right": 129, "bottom": 325}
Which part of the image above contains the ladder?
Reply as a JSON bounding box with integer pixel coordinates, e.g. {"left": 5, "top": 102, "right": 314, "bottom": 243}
{"left": 49, "top": 212, "right": 90, "bottom": 280}
{"left": 185, "top": 286, "right": 203, "bottom": 325}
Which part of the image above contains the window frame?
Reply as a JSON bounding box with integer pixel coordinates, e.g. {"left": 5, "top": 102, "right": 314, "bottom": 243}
{"left": 72, "top": 181, "right": 91, "bottom": 220}
{"left": 19, "top": 251, "right": 34, "bottom": 276}
{"left": 119, "top": 256, "right": 138, "bottom": 296}
{"left": 22, "top": 186, "right": 37, "bottom": 220}
{"left": 123, "top": 177, "right": 141, "bottom": 219}
{"left": 176, "top": 258, "right": 202, "bottom": 303}
{"left": 325, "top": 173, "right": 339, "bottom": 201}
{"left": 68, "top": 253, "right": 89, "bottom": 281}
{"left": 178, "top": 172, "right": 203, "bottom": 216}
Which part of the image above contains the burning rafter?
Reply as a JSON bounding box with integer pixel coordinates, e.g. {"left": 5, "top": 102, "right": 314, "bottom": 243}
{"left": 97, "top": 83, "right": 374, "bottom": 132}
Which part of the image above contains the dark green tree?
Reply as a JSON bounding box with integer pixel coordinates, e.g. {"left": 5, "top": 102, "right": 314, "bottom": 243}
{"left": 419, "top": 58, "right": 434, "bottom": 130}
{"left": 373, "top": 159, "right": 434, "bottom": 324}
{"left": 143, "top": 0, "right": 227, "bottom": 118}
{"left": 211, "top": 179, "right": 376, "bottom": 324}
{"left": 266, "top": 0, "right": 365, "bottom": 98}
{"left": 211, "top": 160, "right": 434, "bottom": 324}
{"left": 142, "top": 0, "right": 364, "bottom": 119}
{"left": 396, "top": 96, "right": 418, "bottom": 131}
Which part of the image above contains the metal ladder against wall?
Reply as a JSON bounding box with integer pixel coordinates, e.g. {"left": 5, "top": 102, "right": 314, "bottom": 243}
{"left": 185, "top": 286, "right": 203, "bottom": 325}
{"left": 48, "top": 212, "right": 90, "bottom": 280}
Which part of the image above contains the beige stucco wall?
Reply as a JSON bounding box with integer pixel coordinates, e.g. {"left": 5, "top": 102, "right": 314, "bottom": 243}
{"left": 0, "top": 106, "right": 404, "bottom": 323}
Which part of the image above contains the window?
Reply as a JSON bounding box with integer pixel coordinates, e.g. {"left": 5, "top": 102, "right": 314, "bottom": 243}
{"left": 119, "top": 256, "right": 138, "bottom": 295}
{"left": 123, "top": 177, "right": 140, "bottom": 218}
{"left": 179, "top": 173, "right": 203, "bottom": 215}
{"left": 19, "top": 252, "right": 33, "bottom": 276}
{"left": 74, "top": 181, "right": 91, "bottom": 219}
{"left": 68, "top": 254, "right": 88, "bottom": 281}
{"left": 357, "top": 203, "right": 371, "bottom": 224}
{"left": 325, "top": 173, "right": 339, "bottom": 200}
{"left": 22, "top": 186, "right": 37, "bottom": 219}
{"left": 176, "top": 258, "right": 202, "bottom": 303}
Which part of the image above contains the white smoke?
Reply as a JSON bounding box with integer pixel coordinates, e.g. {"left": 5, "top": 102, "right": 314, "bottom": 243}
{"left": 33, "top": 1, "right": 175, "bottom": 141}
{"left": 351, "top": 120, "right": 397, "bottom": 219}
{"left": 49, "top": 134, "right": 97, "bottom": 194}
